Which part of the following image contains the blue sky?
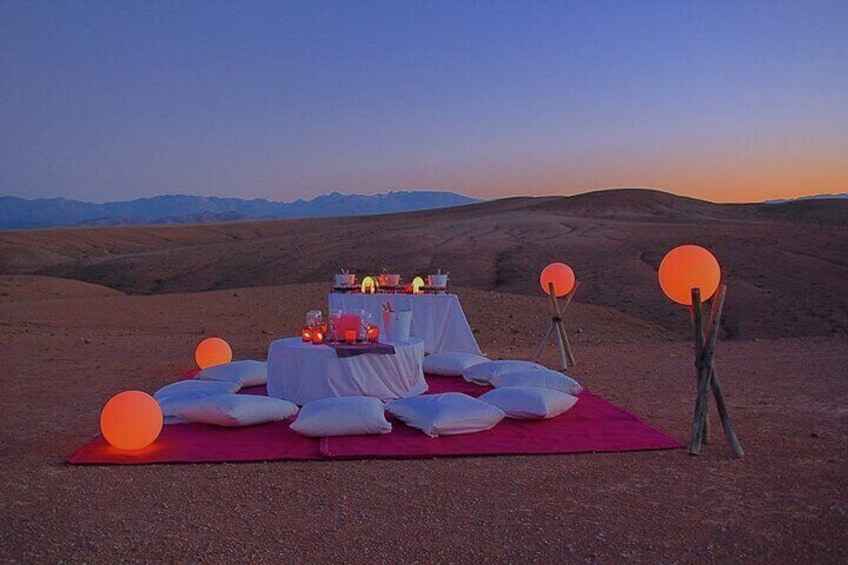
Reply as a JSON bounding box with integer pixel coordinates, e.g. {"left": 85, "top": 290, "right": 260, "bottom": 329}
{"left": 2, "top": 0, "right": 846, "bottom": 203}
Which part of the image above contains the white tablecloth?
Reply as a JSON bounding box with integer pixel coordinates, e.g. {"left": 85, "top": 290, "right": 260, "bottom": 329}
{"left": 328, "top": 293, "right": 482, "bottom": 355}
{"left": 267, "top": 337, "right": 427, "bottom": 405}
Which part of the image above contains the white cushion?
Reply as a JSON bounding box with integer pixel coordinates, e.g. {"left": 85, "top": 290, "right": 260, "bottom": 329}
{"left": 423, "top": 352, "right": 489, "bottom": 376}
{"left": 153, "top": 380, "right": 242, "bottom": 416}
{"left": 175, "top": 394, "right": 298, "bottom": 427}
{"left": 196, "top": 360, "right": 268, "bottom": 387}
{"left": 290, "top": 396, "right": 392, "bottom": 437}
{"left": 478, "top": 386, "right": 578, "bottom": 419}
{"left": 386, "top": 392, "right": 505, "bottom": 438}
{"left": 462, "top": 360, "right": 549, "bottom": 385}
{"left": 489, "top": 368, "right": 583, "bottom": 396}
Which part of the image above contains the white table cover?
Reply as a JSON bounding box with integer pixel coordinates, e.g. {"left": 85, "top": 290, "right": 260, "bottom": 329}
{"left": 267, "top": 337, "right": 427, "bottom": 405}
{"left": 328, "top": 293, "right": 482, "bottom": 355}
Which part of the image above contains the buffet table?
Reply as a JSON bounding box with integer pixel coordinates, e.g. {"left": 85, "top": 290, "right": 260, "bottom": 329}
{"left": 267, "top": 337, "right": 427, "bottom": 405}
{"left": 328, "top": 293, "right": 482, "bottom": 355}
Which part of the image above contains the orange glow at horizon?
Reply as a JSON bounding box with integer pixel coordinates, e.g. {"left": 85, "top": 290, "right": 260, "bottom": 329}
{"left": 395, "top": 136, "right": 847, "bottom": 204}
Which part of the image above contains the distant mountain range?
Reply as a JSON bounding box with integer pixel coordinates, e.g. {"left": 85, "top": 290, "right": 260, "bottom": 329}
{"left": 0, "top": 191, "right": 482, "bottom": 230}
{"left": 764, "top": 193, "right": 847, "bottom": 204}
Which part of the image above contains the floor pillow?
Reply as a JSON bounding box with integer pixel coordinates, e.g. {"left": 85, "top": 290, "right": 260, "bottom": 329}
{"left": 175, "top": 394, "right": 298, "bottom": 427}
{"left": 154, "top": 380, "right": 242, "bottom": 417}
{"left": 478, "top": 386, "right": 578, "bottom": 419}
{"left": 386, "top": 392, "right": 505, "bottom": 437}
{"left": 489, "top": 368, "right": 583, "bottom": 396}
{"left": 423, "top": 352, "right": 489, "bottom": 376}
{"left": 462, "top": 360, "right": 549, "bottom": 385}
{"left": 196, "top": 360, "right": 268, "bottom": 387}
{"left": 290, "top": 396, "right": 392, "bottom": 437}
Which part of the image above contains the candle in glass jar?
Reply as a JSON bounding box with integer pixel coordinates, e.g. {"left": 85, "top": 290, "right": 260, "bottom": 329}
{"left": 344, "top": 328, "right": 357, "bottom": 344}
{"left": 301, "top": 326, "right": 312, "bottom": 342}
{"left": 366, "top": 324, "right": 379, "bottom": 342}
{"left": 311, "top": 328, "right": 325, "bottom": 345}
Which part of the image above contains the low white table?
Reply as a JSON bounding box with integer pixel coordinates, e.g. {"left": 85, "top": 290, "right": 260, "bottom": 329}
{"left": 328, "top": 293, "right": 482, "bottom": 355}
{"left": 267, "top": 337, "right": 427, "bottom": 405}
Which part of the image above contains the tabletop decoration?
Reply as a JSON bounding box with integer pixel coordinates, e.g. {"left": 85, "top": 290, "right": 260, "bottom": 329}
{"left": 344, "top": 328, "right": 357, "bottom": 344}
{"left": 366, "top": 323, "right": 380, "bottom": 342}
{"left": 378, "top": 269, "right": 401, "bottom": 288}
{"left": 411, "top": 276, "right": 425, "bottom": 294}
{"left": 194, "top": 336, "right": 233, "bottom": 369}
{"left": 332, "top": 312, "right": 363, "bottom": 343}
{"left": 361, "top": 275, "right": 377, "bottom": 294}
{"left": 427, "top": 269, "right": 449, "bottom": 288}
{"left": 100, "top": 390, "right": 163, "bottom": 450}
{"left": 301, "top": 326, "right": 313, "bottom": 342}
{"left": 302, "top": 310, "right": 324, "bottom": 343}
{"left": 327, "top": 286, "right": 482, "bottom": 354}
{"left": 659, "top": 244, "right": 743, "bottom": 458}
{"left": 334, "top": 269, "right": 356, "bottom": 288}
{"left": 534, "top": 262, "right": 579, "bottom": 370}
{"left": 311, "top": 327, "right": 326, "bottom": 345}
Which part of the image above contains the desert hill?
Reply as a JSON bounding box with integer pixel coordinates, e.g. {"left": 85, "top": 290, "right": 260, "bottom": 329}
{"left": 1, "top": 189, "right": 846, "bottom": 340}
{"left": 0, "top": 274, "right": 124, "bottom": 303}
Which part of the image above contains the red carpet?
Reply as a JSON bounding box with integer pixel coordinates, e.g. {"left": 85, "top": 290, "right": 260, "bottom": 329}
{"left": 68, "top": 374, "right": 683, "bottom": 465}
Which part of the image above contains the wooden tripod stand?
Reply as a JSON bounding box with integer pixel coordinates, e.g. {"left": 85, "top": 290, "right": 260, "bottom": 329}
{"left": 688, "top": 285, "right": 743, "bottom": 458}
{"left": 534, "top": 281, "right": 579, "bottom": 371}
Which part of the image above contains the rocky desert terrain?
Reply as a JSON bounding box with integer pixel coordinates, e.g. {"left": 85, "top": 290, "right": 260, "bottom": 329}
{"left": 1, "top": 189, "right": 846, "bottom": 562}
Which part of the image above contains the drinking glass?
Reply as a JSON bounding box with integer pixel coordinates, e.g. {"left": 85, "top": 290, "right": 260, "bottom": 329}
{"left": 329, "top": 309, "right": 343, "bottom": 342}
{"left": 360, "top": 310, "right": 373, "bottom": 340}
{"left": 306, "top": 310, "right": 322, "bottom": 328}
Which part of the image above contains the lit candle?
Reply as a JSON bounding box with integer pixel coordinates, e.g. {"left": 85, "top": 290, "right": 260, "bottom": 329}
{"left": 366, "top": 324, "right": 380, "bottom": 343}
{"left": 301, "top": 326, "right": 312, "bottom": 342}
{"left": 311, "top": 328, "right": 325, "bottom": 345}
{"left": 344, "top": 328, "right": 357, "bottom": 344}
{"left": 412, "top": 276, "right": 425, "bottom": 294}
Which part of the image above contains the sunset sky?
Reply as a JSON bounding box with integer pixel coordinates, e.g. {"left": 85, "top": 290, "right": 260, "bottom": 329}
{"left": 2, "top": 1, "right": 846, "bottom": 204}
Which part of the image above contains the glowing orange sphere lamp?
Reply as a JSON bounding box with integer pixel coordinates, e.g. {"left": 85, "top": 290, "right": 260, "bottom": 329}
{"left": 657, "top": 244, "right": 742, "bottom": 458}
{"left": 194, "top": 337, "right": 232, "bottom": 369}
{"left": 534, "top": 262, "right": 579, "bottom": 370}
{"left": 539, "top": 262, "right": 576, "bottom": 297}
{"left": 658, "top": 245, "right": 721, "bottom": 305}
{"left": 100, "top": 391, "right": 163, "bottom": 450}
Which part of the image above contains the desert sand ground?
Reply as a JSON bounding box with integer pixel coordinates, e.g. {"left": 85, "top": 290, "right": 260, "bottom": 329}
{"left": 1, "top": 275, "right": 846, "bottom": 563}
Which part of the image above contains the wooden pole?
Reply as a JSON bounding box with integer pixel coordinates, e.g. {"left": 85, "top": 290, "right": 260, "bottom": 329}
{"left": 558, "top": 281, "right": 579, "bottom": 368}
{"left": 687, "top": 297, "right": 708, "bottom": 446}
{"left": 549, "top": 282, "right": 576, "bottom": 368}
{"left": 699, "top": 287, "right": 727, "bottom": 446}
{"left": 689, "top": 288, "right": 711, "bottom": 455}
{"left": 686, "top": 284, "right": 743, "bottom": 458}
{"left": 534, "top": 281, "right": 578, "bottom": 371}
{"left": 533, "top": 324, "right": 555, "bottom": 362}
{"left": 547, "top": 282, "right": 569, "bottom": 371}
{"left": 709, "top": 368, "right": 744, "bottom": 458}
{"left": 704, "top": 285, "right": 743, "bottom": 458}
